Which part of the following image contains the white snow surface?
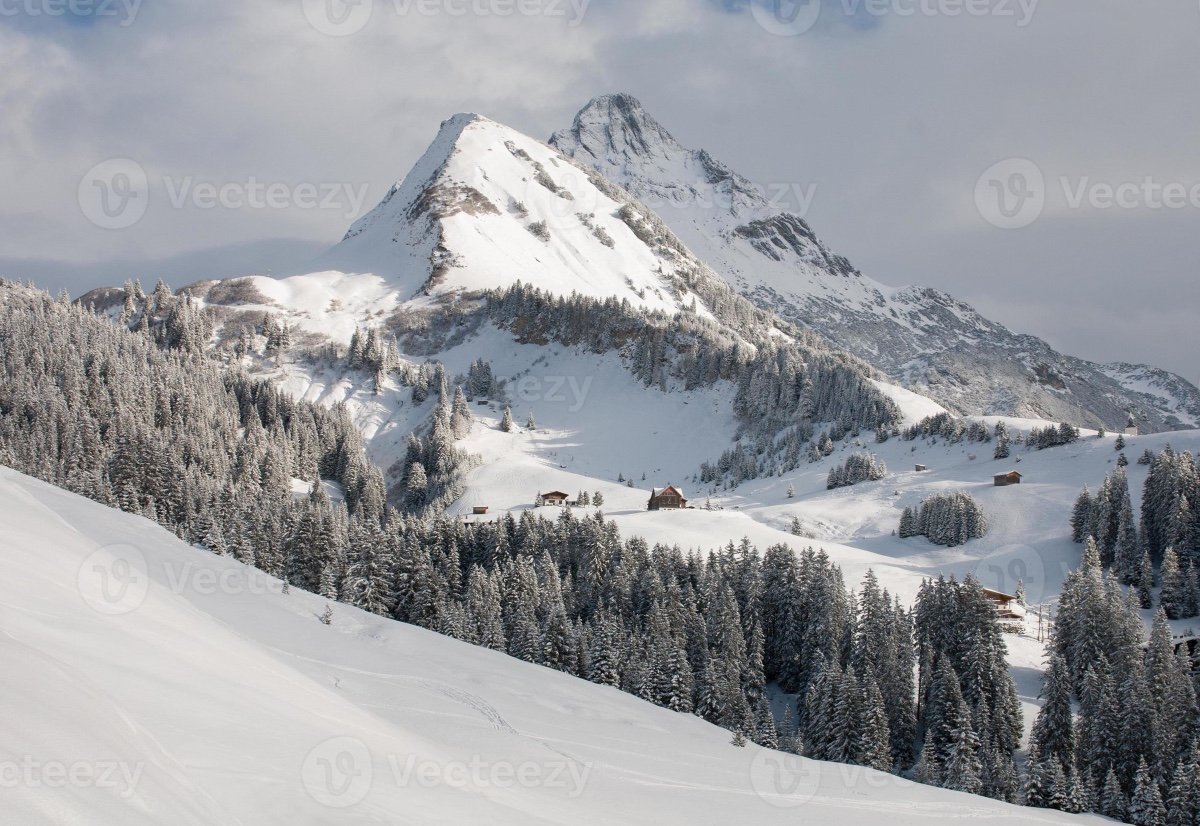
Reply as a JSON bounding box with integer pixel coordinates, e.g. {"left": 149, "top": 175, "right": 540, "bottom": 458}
{"left": 212, "top": 113, "right": 722, "bottom": 347}
{"left": 0, "top": 467, "right": 1111, "bottom": 825}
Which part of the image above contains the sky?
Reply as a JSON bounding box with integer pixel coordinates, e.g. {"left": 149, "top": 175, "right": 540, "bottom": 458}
{"left": 0, "top": 0, "right": 1196, "bottom": 380}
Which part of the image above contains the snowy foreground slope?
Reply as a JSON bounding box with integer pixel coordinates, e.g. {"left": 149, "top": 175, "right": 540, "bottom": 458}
{"left": 0, "top": 467, "right": 1105, "bottom": 825}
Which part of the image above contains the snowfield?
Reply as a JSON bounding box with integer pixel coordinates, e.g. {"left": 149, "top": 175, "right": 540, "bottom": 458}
{"left": 0, "top": 467, "right": 1113, "bottom": 825}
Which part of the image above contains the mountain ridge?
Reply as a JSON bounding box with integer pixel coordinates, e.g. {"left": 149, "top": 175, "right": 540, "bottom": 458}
{"left": 551, "top": 93, "right": 1200, "bottom": 434}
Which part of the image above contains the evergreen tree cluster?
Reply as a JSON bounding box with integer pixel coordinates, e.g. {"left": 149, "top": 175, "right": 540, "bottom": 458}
{"left": 901, "top": 413, "right": 992, "bottom": 445}
{"left": 347, "top": 325, "right": 403, "bottom": 391}
{"left": 913, "top": 576, "right": 1023, "bottom": 801}
{"left": 0, "top": 282, "right": 388, "bottom": 581}
{"left": 1071, "top": 449, "right": 1200, "bottom": 617}
{"left": 826, "top": 451, "right": 888, "bottom": 490}
{"left": 112, "top": 278, "right": 217, "bottom": 357}
{"left": 394, "top": 400, "right": 475, "bottom": 518}
{"left": 1140, "top": 447, "right": 1199, "bottom": 567}
{"left": 384, "top": 512, "right": 923, "bottom": 757}
{"left": 466, "top": 358, "right": 501, "bottom": 400}
{"left": 1026, "top": 543, "right": 1200, "bottom": 824}
{"left": 899, "top": 493, "right": 989, "bottom": 546}
{"left": 795, "top": 568, "right": 917, "bottom": 771}
{"left": 1028, "top": 423, "right": 1081, "bottom": 450}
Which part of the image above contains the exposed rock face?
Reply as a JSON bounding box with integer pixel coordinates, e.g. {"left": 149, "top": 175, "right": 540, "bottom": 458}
{"left": 552, "top": 94, "right": 1199, "bottom": 432}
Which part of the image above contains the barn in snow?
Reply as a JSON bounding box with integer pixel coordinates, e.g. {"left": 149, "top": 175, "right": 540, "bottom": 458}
{"left": 648, "top": 485, "right": 687, "bottom": 511}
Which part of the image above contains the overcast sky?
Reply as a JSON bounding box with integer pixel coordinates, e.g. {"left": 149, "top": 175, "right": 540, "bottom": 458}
{"left": 1, "top": 0, "right": 1196, "bottom": 380}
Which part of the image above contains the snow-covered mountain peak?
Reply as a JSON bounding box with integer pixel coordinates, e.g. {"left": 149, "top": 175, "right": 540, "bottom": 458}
{"left": 552, "top": 93, "right": 776, "bottom": 225}
{"left": 553, "top": 96, "right": 1200, "bottom": 433}
{"left": 339, "top": 111, "right": 491, "bottom": 244}
{"left": 309, "top": 109, "right": 724, "bottom": 318}
{"left": 552, "top": 93, "right": 684, "bottom": 165}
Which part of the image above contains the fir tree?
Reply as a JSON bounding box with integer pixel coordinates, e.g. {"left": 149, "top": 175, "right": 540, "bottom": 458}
{"left": 1131, "top": 757, "right": 1167, "bottom": 826}
{"left": 1160, "top": 547, "right": 1185, "bottom": 618}
{"left": 1101, "top": 766, "right": 1129, "bottom": 822}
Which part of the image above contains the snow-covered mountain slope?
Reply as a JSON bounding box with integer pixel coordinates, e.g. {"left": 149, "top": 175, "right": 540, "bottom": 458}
{"left": 80, "top": 110, "right": 906, "bottom": 493}
{"left": 0, "top": 466, "right": 1107, "bottom": 825}
{"left": 166, "top": 110, "right": 735, "bottom": 347}
{"left": 441, "top": 395, "right": 1200, "bottom": 746}
{"left": 550, "top": 94, "right": 1200, "bottom": 434}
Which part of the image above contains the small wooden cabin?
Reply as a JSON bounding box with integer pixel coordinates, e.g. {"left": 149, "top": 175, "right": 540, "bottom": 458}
{"left": 648, "top": 485, "right": 687, "bottom": 511}
{"left": 915, "top": 464, "right": 928, "bottom": 472}
{"left": 994, "top": 471, "right": 1023, "bottom": 487}
{"left": 539, "top": 491, "right": 570, "bottom": 506}
{"left": 472, "top": 506, "right": 490, "bottom": 515}
{"left": 981, "top": 588, "right": 1024, "bottom": 622}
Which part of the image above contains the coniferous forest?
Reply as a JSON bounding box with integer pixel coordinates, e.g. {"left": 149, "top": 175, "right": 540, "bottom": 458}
{"left": 7, "top": 278, "right": 1200, "bottom": 823}
{"left": 0, "top": 280, "right": 1023, "bottom": 800}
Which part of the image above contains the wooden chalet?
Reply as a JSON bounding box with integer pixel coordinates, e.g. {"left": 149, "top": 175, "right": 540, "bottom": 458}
{"left": 538, "top": 491, "right": 570, "bottom": 507}
{"left": 648, "top": 485, "right": 687, "bottom": 511}
{"left": 472, "top": 506, "right": 490, "bottom": 515}
{"left": 981, "top": 588, "right": 1025, "bottom": 622}
{"left": 994, "top": 471, "right": 1023, "bottom": 487}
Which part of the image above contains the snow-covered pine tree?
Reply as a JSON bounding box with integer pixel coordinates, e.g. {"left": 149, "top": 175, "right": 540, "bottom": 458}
{"left": 1028, "top": 653, "right": 1074, "bottom": 771}
{"left": 1160, "top": 547, "right": 1186, "bottom": 618}
{"left": 1131, "top": 757, "right": 1167, "bottom": 826}
{"left": 993, "top": 421, "right": 1010, "bottom": 460}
